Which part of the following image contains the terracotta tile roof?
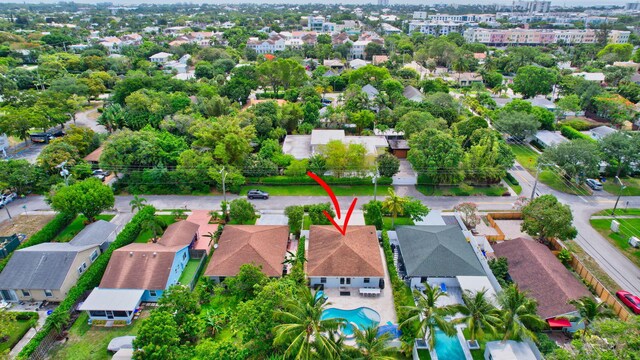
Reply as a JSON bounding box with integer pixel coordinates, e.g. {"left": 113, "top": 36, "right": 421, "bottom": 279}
{"left": 307, "top": 226, "right": 384, "bottom": 277}
{"left": 83, "top": 145, "right": 103, "bottom": 163}
{"left": 204, "top": 225, "right": 289, "bottom": 277}
{"left": 99, "top": 243, "right": 184, "bottom": 290}
{"left": 157, "top": 220, "right": 199, "bottom": 247}
{"left": 493, "top": 238, "right": 592, "bottom": 319}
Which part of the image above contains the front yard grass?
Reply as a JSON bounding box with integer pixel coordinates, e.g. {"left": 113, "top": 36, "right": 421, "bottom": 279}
{"left": 133, "top": 215, "right": 177, "bottom": 243}
{"left": 416, "top": 184, "right": 507, "bottom": 196}
{"left": 227, "top": 215, "right": 258, "bottom": 225}
{"left": 603, "top": 177, "right": 640, "bottom": 196}
{"left": 0, "top": 318, "right": 34, "bottom": 354}
{"left": 593, "top": 208, "right": 640, "bottom": 217}
{"left": 47, "top": 312, "right": 144, "bottom": 360}
{"left": 590, "top": 218, "right": 640, "bottom": 268}
{"left": 54, "top": 214, "right": 115, "bottom": 243}
{"left": 302, "top": 215, "right": 311, "bottom": 230}
{"left": 240, "top": 185, "right": 392, "bottom": 196}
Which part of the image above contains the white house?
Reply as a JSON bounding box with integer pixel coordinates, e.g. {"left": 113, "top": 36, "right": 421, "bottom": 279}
{"left": 307, "top": 226, "right": 385, "bottom": 289}
{"left": 484, "top": 341, "right": 536, "bottom": 360}
{"left": 149, "top": 52, "right": 172, "bottom": 64}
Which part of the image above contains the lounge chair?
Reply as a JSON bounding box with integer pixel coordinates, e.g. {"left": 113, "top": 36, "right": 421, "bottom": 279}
{"left": 440, "top": 283, "right": 447, "bottom": 293}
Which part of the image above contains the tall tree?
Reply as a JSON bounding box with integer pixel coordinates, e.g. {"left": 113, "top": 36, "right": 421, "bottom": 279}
{"left": 133, "top": 311, "right": 181, "bottom": 360}
{"left": 353, "top": 326, "right": 396, "bottom": 360}
{"left": 511, "top": 66, "right": 557, "bottom": 98}
{"left": 521, "top": 195, "right": 577, "bottom": 243}
{"left": 600, "top": 131, "right": 640, "bottom": 177}
{"left": 454, "top": 289, "right": 502, "bottom": 343}
{"left": 401, "top": 283, "right": 456, "bottom": 349}
{"left": 49, "top": 178, "right": 115, "bottom": 222}
{"left": 492, "top": 111, "right": 540, "bottom": 141}
{"left": 382, "top": 188, "right": 408, "bottom": 228}
{"left": 498, "top": 284, "right": 546, "bottom": 342}
{"left": 568, "top": 296, "right": 614, "bottom": 341}
{"left": 541, "top": 140, "right": 601, "bottom": 184}
{"left": 407, "top": 128, "right": 465, "bottom": 184}
{"left": 129, "top": 195, "right": 148, "bottom": 213}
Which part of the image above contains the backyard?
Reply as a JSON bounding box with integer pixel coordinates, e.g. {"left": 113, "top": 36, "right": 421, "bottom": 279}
{"left": 178, "top": 258, "right": 202, "bottom": 286}
{"left": 382, "top": 216, "right": 414, "bottom": 230}
{"left": 590, "top": 217, "right": 640, "bottom": 268}
{"left": 0, "top": 316, "right": 36, "bottom": 354}
{"left": 47, "top": 312, "right": 145, "bottom": 360}
{"left": 133, "top": 215, "right": 177, "bottom": 243}
{"left": 240, "top": 185, "right": 392, "bottom": 196}
{"left": 0, "top": 215, "right": 55, "bottom": 238}
{"left": 54, "top": 215, "right": 115, "bottom": 243}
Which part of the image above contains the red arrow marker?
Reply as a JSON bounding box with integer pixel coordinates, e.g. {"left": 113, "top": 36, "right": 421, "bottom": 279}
{"left": 307, "top": 171, "right": 358, "bottom": 236}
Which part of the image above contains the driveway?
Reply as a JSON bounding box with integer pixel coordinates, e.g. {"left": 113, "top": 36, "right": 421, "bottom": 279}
{"left": 256, "top": 211, "right": 288, "bottom": 225}
{"left": 392, "top": 160, "right": 417, "bottom": 185}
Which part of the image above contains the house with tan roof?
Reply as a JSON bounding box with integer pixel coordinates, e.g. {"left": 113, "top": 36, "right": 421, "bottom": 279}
{"left": 96, "top": 220, "right": 199, "bottom": 303}
{"left": 493, "top": 238, "right": 592, "bottom": 321}
{"left": 307, "top": 225, "right": 385, "bottom": 289}
{"left": 204, "top": 225, "right": 289, "bottom": 283}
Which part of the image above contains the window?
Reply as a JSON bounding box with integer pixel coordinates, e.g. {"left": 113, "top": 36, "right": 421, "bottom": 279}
{"left": 90, "top": 250, "right": 99, "bottom": 262}
{"left": 149, "top": 290, "right": 157, "bottom": 297}
{"left": 320, "top": 277, "right": 327, "bottom": 284}
{"left": 364, "top": 278, "right": 370, "bottom": 284}
{"left": 113, "top": 311, "right": 128, "bottom": 318}
{"left": 44, "top": 290, "right": 53, "bottom": 297}
{"left": 346, "top": 278, "right": 351, "bottom": 285}
{"left": 89, "top": 310, "right": 106, "bottom": 317}
{"left": 21, "top": 290, "right": 30, "bottom": 297}
{"left": 340, "top": 278, "right": 345, "bottom": 285}
{"left": 183, "top": 252, "right": 187, "bottom": 260}
{"left": 78, "top": 262, "right": 87, "bottom": 274}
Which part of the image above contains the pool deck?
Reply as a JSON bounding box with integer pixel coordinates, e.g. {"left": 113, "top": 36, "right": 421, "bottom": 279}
{"left": 321, "top": 247, "right": 397, "bottom": 327}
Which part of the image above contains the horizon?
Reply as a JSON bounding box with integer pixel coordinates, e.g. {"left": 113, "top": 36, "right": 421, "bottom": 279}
{"left": 0, "top": 0, "right": 627, "bottom": 6}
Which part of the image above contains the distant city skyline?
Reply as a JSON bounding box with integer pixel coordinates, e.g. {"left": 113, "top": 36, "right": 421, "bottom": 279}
{"left": 0, "top": 0, "right": 627, "bottom": 6}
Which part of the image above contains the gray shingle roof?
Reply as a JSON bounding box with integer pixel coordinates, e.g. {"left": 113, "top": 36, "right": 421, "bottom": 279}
{"left": 69, "top": 220, "right": 117, "bottom": 247}
{"left": 396, "top": 225, "right": 484, "bottom": 278}
{"left": 362, "top": 84, "right": 379, "bottom": 99}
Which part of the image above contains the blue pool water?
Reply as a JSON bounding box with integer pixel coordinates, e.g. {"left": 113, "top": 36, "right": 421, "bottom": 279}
{"left": 321, "top": 307, "right": 381, "bottom": 337}
{"left": 434, "top": 329, "right": 465, "bottom": 360}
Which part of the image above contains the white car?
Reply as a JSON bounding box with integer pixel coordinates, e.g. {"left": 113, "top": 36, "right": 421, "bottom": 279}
{"left": 586, "top": 179, "right": 603, "bottom": 191}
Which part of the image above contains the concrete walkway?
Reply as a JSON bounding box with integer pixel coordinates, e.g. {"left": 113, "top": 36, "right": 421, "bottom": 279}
{"left": 9, "top": 310, "right": 48, "bottom": 358}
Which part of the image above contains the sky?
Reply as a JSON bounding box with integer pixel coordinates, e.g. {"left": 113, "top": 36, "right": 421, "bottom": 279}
{"left": 0, "top": 0, "right": 626, "bottom": 5}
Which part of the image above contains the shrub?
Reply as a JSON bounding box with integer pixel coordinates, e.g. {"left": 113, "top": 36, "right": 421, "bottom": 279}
{"left": 284, "top": 205, "right": 304, "bottom": 236}
{"left": 247, "top": 175, "right": 392, "bottom": 186}
{"left": 560, "top": 125, "right": 596, "bottom": 142}
{"left": 229, "top": 199, "right": 256, "bottom": 224}
{"left": 17, "top": 206, "right": 156, "bottom": 359}
{"left": 0, "top": 213, "right": 75, "bottom": 273}
{"left": 505, "top": 172, "right": 519, "bottom": 186}
{"left": 562, "top": 119, "right": 594, "bottom": 131}
{"left": 15, "top": 312, "right": 38, "bottom": 321}
{"left": 557, "top": 248, "right": 572, "bottom": 266}
{"left": 308, "top": 203, "right": 335, "bottom": 225}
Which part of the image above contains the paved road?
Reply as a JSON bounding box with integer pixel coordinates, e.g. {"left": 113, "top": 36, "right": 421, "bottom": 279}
{"left": 4, "top": 180, "right": 640, "bottom": 294}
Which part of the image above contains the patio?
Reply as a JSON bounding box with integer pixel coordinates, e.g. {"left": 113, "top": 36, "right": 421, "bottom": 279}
{"left": 494, "top": 220, "right": 533, "bottom": 240}
{"left": 319, "top": 248, "right": 397, "bottom": 326}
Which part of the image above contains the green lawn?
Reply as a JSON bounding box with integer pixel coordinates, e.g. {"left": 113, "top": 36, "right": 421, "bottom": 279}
{"left": 240, "top": 185, "right": 392, "bottom": 196}
{"left": 179, "top": 259, "right": 201, "bottom": 285}
{"left": 603, "top": 177, "right": 640, "bottom": 196}
{"left": 590, "top": 218, "right": 640, "bottom": 267}
{"left": 0, "top": 318, "right": 34, "bottom": 354}
{"left": 510, "top": 144, "right": 539, "bottom": 172}
{"left": 227, "top": 215, "right": 258, "bottom": 225}
{"left": 382, "top": 216, "right": 414, "bottom": 230}
{"left": 504, "top": 176, "right": 522, "bottom": 195}
{"left": 134, "top": 215, "right": 177, "bottom": 243}
{"left": 417, "top": 349, "right": 432, "bottom": 360}
{"left": 303, "top": 215, "right": 311, "bottom": 230}
{"left": 47, "top": 312, "right": 143, "bottom": 360}
{"left": 416, "top": 185, "right": 507, "bottom": 196}
{"left": 54, "top": 215, "right": 115, "bottom": 243}
{"left": 593, "top": 208, "right": 640, "bottom": 217}
{"left": 462, "top": 328, "right": 499, "bottom": 360}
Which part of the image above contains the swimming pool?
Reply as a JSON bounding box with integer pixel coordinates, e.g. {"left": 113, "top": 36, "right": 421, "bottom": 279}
{"left": 321, "top": 307, "right": 381, "bottom": 337}
{"left": 434, "top": 329, "right": 465, "bottom": 360}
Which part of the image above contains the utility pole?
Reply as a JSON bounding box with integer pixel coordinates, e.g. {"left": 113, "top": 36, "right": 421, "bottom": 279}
{"left": 612, "top": 176, "right": 626, "bottom": 216}
{"left": 4, "top": 206, "right": 11, "bottom": 220}
{"left": 531, "top": 163, "right": 553, "bottom": 200}
{"left": 219, "top": 167, "right": 227, "bottom": 219}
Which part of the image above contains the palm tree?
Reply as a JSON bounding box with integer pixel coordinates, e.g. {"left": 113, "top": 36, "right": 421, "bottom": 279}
{"left": 203, "top": 231, "right": 216, "bottom": 247}
{"left": 498, "top": 284, "right": 547, "bottom": 342}
{"left": 568, "top": 296, "right": 614, "bottom": 340}
{"left": 98, "top": 103, "right": 125, "bottom": 133}
{"left": 142, "top": 217, "right": 164, "bottom": 242}
{"left": 274, "top": 287, "right": 345, "bottom": 359}
{"left": 282, "top": 250, "right": 307, "bottom": 266}
{"left": 382, "top": 188, "right": 408, "bottom": 228}
{"left": 129, "top": 195, "right": 147, "bottom": 213}
{"left": 453, "top": 289, "right": 502, "bottom": 343}
{"left": 171, "top": 208, "right": 187, "bottom": 220}
{"left": 204, "top": 309, "right": 229, "bottom": 337}
{"left": 401, "top": 283, "right": 456, "bottom": 349}
{"left": 353, "top": 326, "right": 396, "bottom": 360}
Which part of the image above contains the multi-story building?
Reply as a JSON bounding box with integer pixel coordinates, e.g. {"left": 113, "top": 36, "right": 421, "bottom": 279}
{"left": 427, "top": 14, "right": 496, "bottom": 23}
{"left": 514, "top": 0, "right": 551, "bottom": 13}
{"left": 246, "top": 36, "right": 286, "bottom": 54}
{"left": 308, "top": 15, "right": 325, "bottom": 31}
{"left": 463, "top": 28, "right": 630, "bottom": 45}
{"left": 626, "top": 3, "right": 640, "bottom": 10}
{"left": 409, "top": 21, "right": 466, "bottom": 36}
{"left": 413, "top": 11, "right": 428, "bottom": 20}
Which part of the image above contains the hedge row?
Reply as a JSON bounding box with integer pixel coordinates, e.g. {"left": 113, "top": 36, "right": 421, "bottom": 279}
{"left": 18, "top": 206, "right": 156, "bottom": 359}
{"left": 560, "top": 126, "right": 596, "bottom": 142}
{"left": 505, "top": 172, "right": 520, "bottom": 186}
{"left": 255, "top": 92, "right": 285, "bottom": 100}
{"left": 0, "top": 212, "right": 75, "bottom": 273}
{"left": 380, "top": 230, "right": 417, "bottom": 346}
{"left": 247, "top": 175, "right": 393, "bottom": 186}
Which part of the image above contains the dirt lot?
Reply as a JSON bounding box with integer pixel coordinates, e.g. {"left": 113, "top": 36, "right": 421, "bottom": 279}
{"left": 0, "top": 215, "right": 55, "bottom": 238}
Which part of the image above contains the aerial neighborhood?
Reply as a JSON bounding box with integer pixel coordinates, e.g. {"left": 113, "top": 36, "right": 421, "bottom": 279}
{"left": 0, "top": 1, "right": 640, "bottom": 360}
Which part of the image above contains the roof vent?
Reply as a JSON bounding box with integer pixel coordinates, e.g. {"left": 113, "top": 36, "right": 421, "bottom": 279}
{"left": 153, "top": 252, "right": 157, "bottom": 257}
{"left": 129, "top": 252, "right": 133, "bottom": 257}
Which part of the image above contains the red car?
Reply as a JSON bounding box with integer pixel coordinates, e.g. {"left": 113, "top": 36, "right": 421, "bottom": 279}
{"left": 616, "top": 290, "right": 640, "bottom": 314}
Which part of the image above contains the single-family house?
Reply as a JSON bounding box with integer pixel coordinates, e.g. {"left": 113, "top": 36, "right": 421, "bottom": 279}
{"left": 572, "top": 72, "right": 605, "bottom": 83}
{"left": 586, "top": 125, "right": 617, "bottom": 141}
{"left": 361, "top": 84, "right": 379, "bottom": 100}
{"left": 484, "top": 340, "right": 537, "bottom": 360}
{"left": 526, "top": 96, "right": 556, "bottom": 111}
{"left": 388, "top": 140, "right": 410, "bottom": 158}
{"left": 455, "top": 72, "right": 483, "bottom": 87}
{"left": 534, "top": 130, "right": 569, "bottom": 148}
{"left": 97, "top": 220, "right": 199, "bottom": 303}
{"left": 402, "top": 85, "right": 423, "bottom": 102}
{"left": 349, "top": 59, "right": 368, "bottom": 69}
{"left": 71, "top": 220, "right": 118, "bottom": 253}
{"left": 84, "top": 145, "right": 103, "bottom": 165}
{"left": 0, "top": 239, "right": 106, "bottom": 302}
{"left": 204, "top": 225, "right": 289, "bottom": 283}
{"left": 149, "top": 52, "right": 172, "bottom": 64}
{"left": 323, "top": 59, "right": 345, "bottom": 70}
{"left": 372, "top": 55, "right": 389, "bottom": 66}
{"left": 613, "top": 61, "right": 640, "bottom": 71}
{"left": 395, "top": 225, "right": 485, "bottom": 289}
{"left": 78, "top": 288, "right": 145, "bottom": 325}
{"left": 493, "top": 238, "right": 592, "bottom": 321}
{"left": 307, "top": 226, "right": 384, "bottom": 289}
{"left": 283, "top": 129, "right": 388, "bottom": 160}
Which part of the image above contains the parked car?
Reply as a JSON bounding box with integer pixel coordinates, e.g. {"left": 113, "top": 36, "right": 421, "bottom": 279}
{"left": 586, "top": 178, "right": 603, "bottom": 191}
{"left": 247, "top": 189, "right": 269, "bottom": 200}
{"left": 0, "top": 192, "right": 17, "bottom": 208}
{"left": 617, "top": 290, "right": 640, "bottom": 314}
{"left": 92, "top": 169, "right": 111, "bottom": 181}
{"left": 321, "top": 98, "right": 332, "bottom": 106}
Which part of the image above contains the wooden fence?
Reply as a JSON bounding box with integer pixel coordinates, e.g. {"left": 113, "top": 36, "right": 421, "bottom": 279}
{"left": 485, "top": 212, "right": 522, "bottom": 242}
{"left": 549, "top": 238, "right": 633, "bottom": 322}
